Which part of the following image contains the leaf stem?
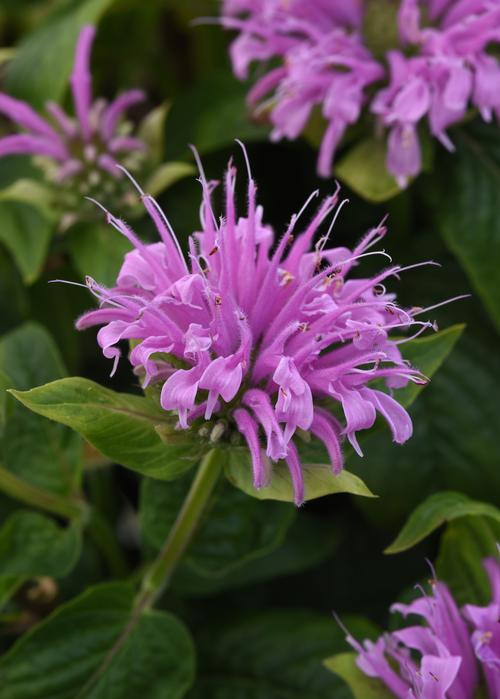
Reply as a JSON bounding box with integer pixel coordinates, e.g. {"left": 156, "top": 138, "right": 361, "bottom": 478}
{"left": 137, "top": 448, "right": 222, "bottom": 608}
{"left": 0, "top": 462, "right": 87, "bottom": 521}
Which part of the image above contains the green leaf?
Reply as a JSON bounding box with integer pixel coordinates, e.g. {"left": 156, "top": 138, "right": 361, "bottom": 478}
{"left": 4, "top": 0, "right": 115, "bottom": 109}
{"left": 350, "top": 324, "right": 500, "bottom": 527}
{"left": 0, "top": 324, "right": 82, "bottom": 497}
{"left": 0, "top": 577, "right": 21, "bottom": 610}
{"left": 435, "top": 121, "right": 500, "bottom": 329}
{"left": 140, "top": 474, "right": 295, "bottom": 577}
{"left": 396, "top": 324, "right": 465, "bottom": 408}
{"left": 144, "top": 161, "right": 196, "bottom": 198}
{"left": 190, "top": 611, "right": 378, "bottom": 699}
{"left": 0, "top": 249, "right": 29, "bottom": 335}
{"left": 0, "top": 370, "right": 10, "bottom": 429}
{"left": 66, "top": 222, "right": 132, "bottom": 287}
{"left": 171, "top": 512, "right": 340, "bottom": 597}
{"left": 0, "top": 510, "right": 81, "bottom": 577}
{"left": 295, "top": 326, "right": 464, "bottom": 480}
{"left": 0, "top": 582, "right": 195, "bottom": 699}
{"left": 335, "top": 138, "right": 401, "bottom": 203}
{"left": 324, "top": 653, "right": 393, "bottom": 699}
{"left": 0, "top": 322, "right": 67, "bottom": 390}
{"left": 0, "top": 200, "right": 53, "bottom": 284}
{"left": 10, "top": 377, "right": 202, "bottom": 480}
{"left": 225, "top": 448, "right": 375, "bottom": 503}
{"left": 386, "top": 492, "right": 500, "bottom": 553}
{"left": 437, "top": 515, "right": 500, "bottom": 606}
{"left": 0, "top": 179, "right": 55, "bottom": 219}
{"left": 165, "top": 72, "right": 268, "bottom": 161}
{"left": 137, "top": 103, "right": 169, "bottom": 164}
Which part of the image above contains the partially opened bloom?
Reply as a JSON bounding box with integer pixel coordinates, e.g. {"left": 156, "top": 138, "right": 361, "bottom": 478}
{"left": 219, "top": 0, "right": 500, "bottom": 186}
{"left": 347, "top": 555, "right": 500, "bottom": 698}
{"left": 76, "top": 147, "right": 437, "bottom": 504}
{"left": 0, "top": 25, "right": 148, "bottom": 219}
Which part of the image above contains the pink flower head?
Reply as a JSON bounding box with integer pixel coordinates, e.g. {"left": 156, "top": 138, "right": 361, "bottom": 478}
{"left": 348, "top": 555, "right": 500, "bottom": 698}
{"left": 76, "top": 146, "right": 436, "bottom": 505}
{"left": 0, "top": 25, "right": 147, "bottom": 214}
{"left": 219, "top": 0, "right": 500, "bottom": 186}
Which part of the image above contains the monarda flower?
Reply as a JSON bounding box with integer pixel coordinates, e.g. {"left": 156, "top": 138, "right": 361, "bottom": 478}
{"left": 219, "top": 0, "right": 500, "bottom": 186}
{"left": 347, "top": 556, "right": 500, "bottom": 698}
{"left": 76, "top": 147, "right": 435, "bottom": 505}
{"left": 0, "top": 25, "right": 148, "bottom": 221}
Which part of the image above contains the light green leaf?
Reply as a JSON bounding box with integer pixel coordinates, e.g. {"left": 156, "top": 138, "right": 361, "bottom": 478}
{"left": 10, "top": 377, "right": 202, "bottom": 480}
{"left": 144, "top": 161, "right": 195, "bottom": 198}
{"left": 4, "top": 0, "right": 115, "bottom": 108}
{"left": 437, "top": 515, "right": 500, "bottom": 606}
{"left": 140, "top": 474, "right": 295, "bottom": 578}
{"left": 434, "top": 122, "right": 500, "bottom": 329}
{"left": 386, "top": 491, "right": 500, "bottom": 554}
{"left": 0, "top": 582, "right": 195, "bottom": 699}
{"left": 0, "top": 179, "right": 55, "bottom": 219}
{"left": 397, "top": 324, "right": 465, "bottom": 408}
{"left": 0, "top": 200, "right": 54, "bottom": 284}
{"left": 335, "top": 138, "right": 401, "bottom": 203}
{"left": 324, "top": 653, "right": 394, "bottom": 699}
{"left": 0, "top": 324, "right": 82, "bottom": 497}
{"left": 225, "top": 448, "right": 375, "bottom": 503}
{"left": 137, "top": 102, "right": 169, "bottom": 166}
{"left": 190, "top": 611, "right": 378, "bottom": 699}
{"left": 66, "top": 222, "right": 132, "bottom": 287}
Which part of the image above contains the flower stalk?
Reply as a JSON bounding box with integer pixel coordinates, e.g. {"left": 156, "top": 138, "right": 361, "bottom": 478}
{"left": 137, "top": 448, "right": 222, "bottom": 608}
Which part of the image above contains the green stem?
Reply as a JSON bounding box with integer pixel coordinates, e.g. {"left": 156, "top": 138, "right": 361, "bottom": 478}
{"left": 138, "top": 448, "right": 222, "bottom": 608}
{"left": 0, "top": 462, "right": 87, "bottom": 521}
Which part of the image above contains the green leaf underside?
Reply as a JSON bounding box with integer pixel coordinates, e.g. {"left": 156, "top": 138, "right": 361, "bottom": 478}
{"left": 0, "top": 200, "right": 53, "bottom": 284}
{"left": 0, "top": 324, "right": 82, "bottom": 496}
{"left": 10, "top": 377, "right": 202, "bottom": 479}
{"left": 190, "top": 611, "right": 379, "bottom": 699}
{"left": 225, "top": 448, "right": 375, "bottom": 503}
{"left": 386, "top": 491, "right": 500, "bottom": 554}
{"left": 437, "top": 515, "right": 500, "bottom": 606}
{"left": 140, "top": 474, "right": 295, "bottom": 578}
{"left": 4, "top": 0, "right": 115, "bottom": 109}
{"left": 0, "top": 582, "right": 195, "bottom": 699}
{"left": 324, "top": 653, "right": 394, "bottom": 699}
{"left": 0, "top": 510, "right": 81, "bottom": 578}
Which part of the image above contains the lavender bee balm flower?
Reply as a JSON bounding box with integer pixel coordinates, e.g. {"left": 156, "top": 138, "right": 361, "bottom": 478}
{"left": 77, "top": 147, "right": 436, "bottom": 505}
{"left": 0, "top": 25, "right": 147, "bottom": 218}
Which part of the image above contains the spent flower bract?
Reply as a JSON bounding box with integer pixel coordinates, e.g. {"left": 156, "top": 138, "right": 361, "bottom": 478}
{"left": 219, "top": 0, "right": 500, "bottom": 186}
{"left": 77, "top": 146, "right": 440, "bottom": 504}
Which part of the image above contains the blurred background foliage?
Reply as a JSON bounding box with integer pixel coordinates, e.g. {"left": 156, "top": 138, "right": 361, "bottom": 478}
{"left": 0, "top": 1, "right": 499, "bottom": 697}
